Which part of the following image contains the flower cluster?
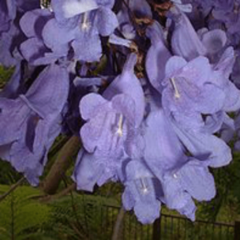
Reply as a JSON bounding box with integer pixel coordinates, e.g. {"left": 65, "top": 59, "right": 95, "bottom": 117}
{"left": 0, "top": 0, "right": 240, "bottom": 224}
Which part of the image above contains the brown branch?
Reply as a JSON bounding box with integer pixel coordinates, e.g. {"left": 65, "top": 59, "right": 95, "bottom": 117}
{"left": 0, "top": 177, "right": 25, "bottom": 202}
{"left": 39, "top": 183, "right": 77, "bottom": 203}
{"left": 41, "top": 136, "right": 80, "bottom": 194}
{"left": 111, "top": 206, "right": 125, "bottom": 240}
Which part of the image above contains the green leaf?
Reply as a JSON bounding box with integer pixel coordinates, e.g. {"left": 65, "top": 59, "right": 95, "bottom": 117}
{"left": 0, "top": 185, "right": 50, "bottom": 240}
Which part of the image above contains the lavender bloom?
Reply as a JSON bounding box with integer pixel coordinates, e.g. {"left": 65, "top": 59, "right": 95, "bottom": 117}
{"left": 219, "top": 114, "right": 235, "bottom": 143}
{"left": 0, "top": 0, "right": 41, "bottom": 66}
{"left": 0, "top": 0, "right": 238, "bottom": 224}
{"left": 42, "top": 0, "right": 118, "bottom": 62}
{"left": 212, "top": 0, "right": 239, "bottom": 29}
{"left": 142, "top": 108, "right": 216, "bottom": 220}
{"left": 169, "top": 6, "right": 207, "bottom": 61}
{"left": 161, "top": 158, "right": 215, "bottom": 220}
{"left": 122, "top": 160, "right": 161, "bottom": 224}
{"left": 73, "top": 54, "right": 145, "bottom": 190}
{"left": 198, "top": 28, "right": 227, "bottom": 62}
{"left": 145, "top": 21, "right": 171, "bottom": 93}
{"left": 0, "top": 23, "right": 19, "bottom": 67}
{"left": 19, "top": 9, "right": 59, "bottom": 65}
{"left": 213, "top": 47, "right": 240, "bottom": 112}
{"left": 205, "top": 0, "right": 240, "bottom": 46}
{"left": 143, "top": 108, "right": 185, "bottom": 175}
{"left": 72, "top": 150, "right": 111, "bottom": 191}
{"left": 172, "top": 122, "right": 232, "bottom": 168}
{"left": 0, "top": 0, "right": 16, "bottom": 34}
{"left": 75, "top": 92, "right": 133, "bottom": 189}
{"left": 161, "top": 55, "right": 225, "bottom": 131}
{"left": 0, "top": 64, "right": 69, "bottom": 185}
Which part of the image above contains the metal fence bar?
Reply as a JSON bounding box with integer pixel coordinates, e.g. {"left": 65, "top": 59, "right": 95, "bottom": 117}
{"left": 234, "top": 221, "right": 240, "bottom": 240}
{"left": 88, "top": 204, "right": 235, "bottom": 240}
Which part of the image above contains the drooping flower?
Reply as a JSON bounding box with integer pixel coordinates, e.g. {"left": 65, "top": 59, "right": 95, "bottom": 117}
{"left": 213, "top": 47, "right": 240, "bottom": 112}
{"left": 142, "top": 106, "right": 216, "bottom": 220}
{"left": 169, "top": 6, "right": 207, "bottom": 61}
{"left": 145, "top": 21, "right": 171, "bottom": 93}
{"left": 73, "top": 53, "right": 145, "bottom": 190}
{"left": 161, "top": 158, "right": 215, "bottom": 221}
{"left": 42, "top": 0, "right": 118, "bottom": 62}
{"left": 0, "top": 0, "right": 16, "bottom": 34}
{"left": 0, "top": 63, "right": 69, "bottom": 185}
{"left": 161, "top": 55, "right": 225, "bottom": 131}
{"left": 19, "top": 8, "right": 59, "bottom": 65}
{"left": 122, "top": 160, "right": 162, "bottom": 224}
{"left": 172, "top": 122, "right": 232, "bottom": 168}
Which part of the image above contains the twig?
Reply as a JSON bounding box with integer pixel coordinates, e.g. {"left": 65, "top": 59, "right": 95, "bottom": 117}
{"left": 39, "top": 183, "right": 76, "bottom": 203}
{"left": 0, "top": 177, "right": 25, "bottom": 202}
{"left": 111, "top": 206, "right": 125, "bottom": 240}
{"left": 41, "top": 136, "right": 80, "bottom": 194}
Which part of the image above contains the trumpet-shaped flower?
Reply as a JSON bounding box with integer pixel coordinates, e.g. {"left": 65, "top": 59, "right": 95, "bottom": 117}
{"left": 122, "top": 160, "right": 162, "bottom": 224}
{"left": 42, "top": 0, "right": 118, "bottom": 62}
{"left": 162, "top": 55, "right": 226, "bottom": 131}
{"left": 73, "top": 54, "right": 145, "bottom": 190}
{"left": 0, "top": 64, "right": 69, "bottom": 185}
{"left": 169, "top": 7, "right": 206, "bottom": 61}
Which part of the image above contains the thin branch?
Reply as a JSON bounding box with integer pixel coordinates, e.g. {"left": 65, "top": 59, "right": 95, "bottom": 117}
{"left": 39, "top": 183, "right": 76, "bottom": 203}
{"left": 111, "top": 206, "right": 125, "bottom": 240}
{"left": 0, "top": 177, "right": 25, "bottom": 202}
{"left": 41, "top": 136, "right": 80, "bottom": 194}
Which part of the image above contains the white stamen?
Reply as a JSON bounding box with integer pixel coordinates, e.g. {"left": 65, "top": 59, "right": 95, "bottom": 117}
{"left": 170, "top": 77, "right": 180, "bottom": 99}
{"left": 81, "top": 12, "right": 91, "bottom": 31}
{"left": 173, "top": 173, "right": 178, "bottom": 179}
{"left": 140, "top": 179, "right": 148, "bottom": 194}
{"left": 116, "top": 114, "right": 123, "bottom": 137}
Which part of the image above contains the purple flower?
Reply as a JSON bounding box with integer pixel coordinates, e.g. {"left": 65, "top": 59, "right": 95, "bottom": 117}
{"left": 42, "top": 0, "right": 118, "bottom": 62}
{"left": 0, "top": 23, "right": 20, "bottom": 67}
{"left": 213, "top": 47, "right": 240, "bottom": 112}
{"left": 143, "top": 108, "right": 185, "bottom": 175}
{"left": 198, "top": 28, "right": 227, "bottom": 61}
{"left": 161, "top": 158, "right": 215, "bottom": 220}
{"left": 0, "top": 64, "right": 69, "bottom": 185}
{"left": 122, "top": 160, "right": 161, "bottom": 224}
{"left": 162, "top": 55, "right": 225, "bottom": 131}
{"left": 0, "top": 0, "right": 16, "bottom": 34}
{"left": 19, "top": 9, "right": 59, "bottom": 65}
{"left": 145, "top": 21, "right": 171, "bottom": 93}
{"left": 142, "top": 107, "right": 216, "bottom": 220}
{"left": 169, "top": 7, "right": 207, "bottom": 61}
{"left": 172, "top": 122, "right": 232, "bottom": 168}
{"left": 73, "top": 54, "right": 145, "bottom": 190}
